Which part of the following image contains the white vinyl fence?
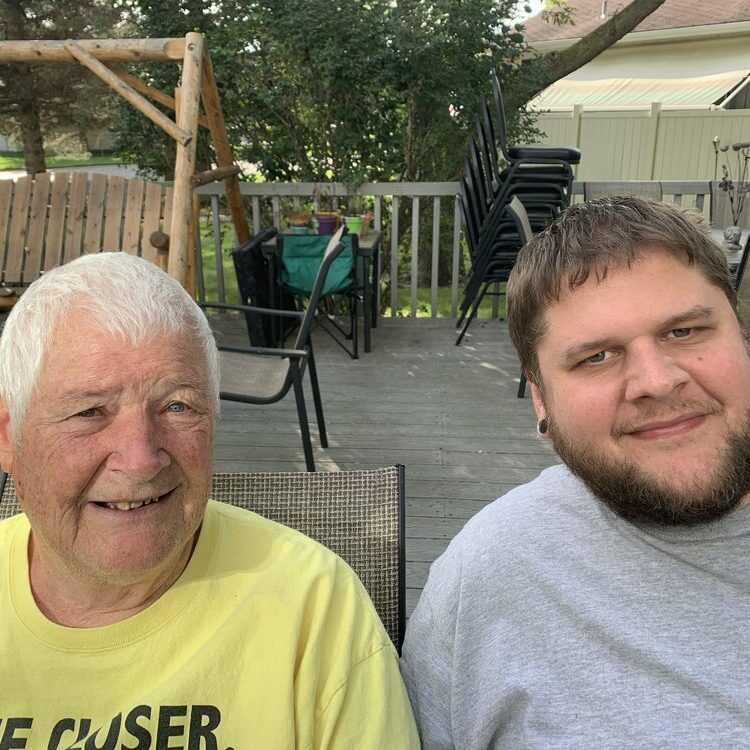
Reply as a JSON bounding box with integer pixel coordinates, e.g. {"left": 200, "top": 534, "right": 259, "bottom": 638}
{"left": 537, "top": 105, "right": 750, "bottom": 182}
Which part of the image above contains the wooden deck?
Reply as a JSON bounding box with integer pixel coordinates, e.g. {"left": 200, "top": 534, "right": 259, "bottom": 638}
{"left": 210, "top": 315, "right": 559, "bottom": 614}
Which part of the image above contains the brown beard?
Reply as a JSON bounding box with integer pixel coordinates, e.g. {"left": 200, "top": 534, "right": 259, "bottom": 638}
{"left": 548, "top": 413, "right": 750, "bottom": 525}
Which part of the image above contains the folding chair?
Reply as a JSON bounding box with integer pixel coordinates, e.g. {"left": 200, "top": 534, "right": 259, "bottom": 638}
{"left": 0, "top": 465, "right": 407, "bottom": 651}
{"left": 278, "top": 229, "right": 362, "bottom": 359}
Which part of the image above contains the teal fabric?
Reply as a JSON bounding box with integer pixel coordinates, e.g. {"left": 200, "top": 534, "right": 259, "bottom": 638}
{"left": 280, "top": 235, "right": 355, "bottom": 297}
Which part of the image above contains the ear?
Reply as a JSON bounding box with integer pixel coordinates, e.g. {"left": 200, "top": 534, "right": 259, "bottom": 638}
{"left": 0, "top": 399, "right": 15, "bottom": 473}
{"left": 529, "top": 380, "right": 547, "bottom": 423}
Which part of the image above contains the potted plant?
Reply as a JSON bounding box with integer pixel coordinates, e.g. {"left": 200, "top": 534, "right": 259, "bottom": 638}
{"left": 285, "top": 211, "right": 312, "bottom": 235}
{"left": 311, "top": 183, "right": 342, "bottom": 235}
{"left": 341, "top": 172, "right": 368, "bottom": 237}
{"left": 713, "top": 138, "right": 750, "bottom": 250}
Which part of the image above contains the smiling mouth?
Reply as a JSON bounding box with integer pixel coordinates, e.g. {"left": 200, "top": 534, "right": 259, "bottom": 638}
{"left": 623, "top": 413, "right": 707, "bottom": 438}
{"left": 93, "top": 493, "right": 170, "bottom": 511}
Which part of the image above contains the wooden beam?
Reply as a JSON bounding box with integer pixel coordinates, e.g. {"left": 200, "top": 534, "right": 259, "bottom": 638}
{"left": 0, "top": 38, "right": 185, "bottom": 63}
{"left": 200, "top": 49, "right": 251, "bottom": 244}
{"left": 110, "top": 67, "right": 211, "bottom": 130}
{"left": 63, "top": 41, "right": 192, "bottom": 146}
{"left": 169, "top": 32, "right": 205, "bottom": 287}
{"left": 191, "top": 165, "right": 242, "bottom": 188}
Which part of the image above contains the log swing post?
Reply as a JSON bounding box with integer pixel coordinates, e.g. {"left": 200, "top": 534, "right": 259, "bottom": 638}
{"left": 0, "top": 34, "right": 251, "bottom": 291}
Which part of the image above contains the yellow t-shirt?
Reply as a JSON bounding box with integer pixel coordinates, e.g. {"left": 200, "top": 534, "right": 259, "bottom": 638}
{"left": 0, "top": 500, "right": 419, "bottom": 749}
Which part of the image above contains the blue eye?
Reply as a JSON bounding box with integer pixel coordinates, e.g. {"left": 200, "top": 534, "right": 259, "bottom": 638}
{"left": 76, "top": 408, "right": 99, "bottom": 418}
{"left": 671, "top": 328, "right": 693, "bottom": 338}
{"left": 167, "top": 402, "right": 186, "bottom": 413}
{"left": 584, "top": 351, "right": 612, "bottom": 364}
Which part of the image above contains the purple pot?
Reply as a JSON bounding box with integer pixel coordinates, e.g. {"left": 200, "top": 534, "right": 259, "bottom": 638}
{"left": 316, "top": 215, "right": 338, "bottom": 235}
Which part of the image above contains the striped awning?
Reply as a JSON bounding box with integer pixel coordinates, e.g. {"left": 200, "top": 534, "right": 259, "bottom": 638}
{"left": 529, "top": 34, "right": 750, "bottom": 110}
{"left": 533, "top": 69, "right": 750, "bottom": 109}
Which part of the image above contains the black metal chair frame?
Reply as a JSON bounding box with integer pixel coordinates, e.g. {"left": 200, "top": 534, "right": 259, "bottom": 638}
{"left": 200, "top": 231, "right": 348, "bottom": 471}
{"left": 454, "top": 69, "right": 580, "bottom": 344}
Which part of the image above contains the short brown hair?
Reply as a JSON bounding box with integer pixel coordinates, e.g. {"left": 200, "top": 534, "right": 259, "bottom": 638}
{"left": 506, "top": 196, "right": 739, "bottom": 382}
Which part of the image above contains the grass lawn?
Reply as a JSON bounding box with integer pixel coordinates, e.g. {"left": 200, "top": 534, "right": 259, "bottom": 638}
{"left": 201, "top": 237, "right": 241, "bottom": 305}
{"left": 385, "top": 285, "right": 505, "bottom": 319}
{"left": 0, "top": 152, "right": 120, "bottom": 170}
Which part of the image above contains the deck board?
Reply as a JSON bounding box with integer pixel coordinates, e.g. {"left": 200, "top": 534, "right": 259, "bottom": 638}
{"left": 210, "top": 315, "right": 559, "bottom": 614}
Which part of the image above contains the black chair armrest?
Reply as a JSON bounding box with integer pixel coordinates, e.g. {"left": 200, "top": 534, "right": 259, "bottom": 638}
{"left": 234, "top": 227, "right": 279, "bottom": 254}
{"left": 217, "top": 343, "right": 309, "bottom": 359}
{"left": 199, "top": 301, "right": 304, "bottom": 320}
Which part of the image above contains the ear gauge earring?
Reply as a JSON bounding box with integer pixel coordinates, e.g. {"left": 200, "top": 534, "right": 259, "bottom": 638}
{"left": 536, "top": 418, "right": 548, "bottom": 436}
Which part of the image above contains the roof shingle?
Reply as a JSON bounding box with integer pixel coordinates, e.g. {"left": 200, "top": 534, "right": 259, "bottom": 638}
{"left": 522, "top": 0, "right": 750, "bottom": 43}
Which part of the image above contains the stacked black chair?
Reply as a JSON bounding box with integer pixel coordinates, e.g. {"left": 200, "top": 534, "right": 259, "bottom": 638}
{"left": 455, "top": 69, "right": 581, "bottom": 345}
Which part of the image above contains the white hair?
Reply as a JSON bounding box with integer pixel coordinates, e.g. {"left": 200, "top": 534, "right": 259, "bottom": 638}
{"left": 0, "top": 252, "right": 220, "bottom": 435}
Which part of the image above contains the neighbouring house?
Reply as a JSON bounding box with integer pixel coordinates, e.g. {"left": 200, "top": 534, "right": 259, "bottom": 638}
{"left": 521, "top": 0, "right": 750, "bottom": 180}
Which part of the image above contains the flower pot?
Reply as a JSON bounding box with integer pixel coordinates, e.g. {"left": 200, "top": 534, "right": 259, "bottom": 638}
{"left": 343, "top": 215, "right": 364, "bottom": 236}
{"left": 286, "top": 212, "right": 311, "bottom": 232}
{"left": 315, "top": 213, "right": 339, "bottom": 235}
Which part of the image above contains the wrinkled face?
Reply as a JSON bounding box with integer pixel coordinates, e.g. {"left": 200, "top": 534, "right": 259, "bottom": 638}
{"left": 532, "top": 249, "right": 750, "bottom": 524}
{"left": 0, "top": 313, "right": 215, "bottom": 585}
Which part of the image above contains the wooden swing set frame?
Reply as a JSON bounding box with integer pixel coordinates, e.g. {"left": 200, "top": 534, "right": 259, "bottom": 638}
{"left": 0, "top": 32, "right": 250, "bottom": 288}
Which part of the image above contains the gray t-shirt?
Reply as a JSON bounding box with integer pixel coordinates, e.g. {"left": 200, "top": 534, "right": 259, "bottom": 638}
{"left": 401, "top": 464, "right": 750, "bottom": 749}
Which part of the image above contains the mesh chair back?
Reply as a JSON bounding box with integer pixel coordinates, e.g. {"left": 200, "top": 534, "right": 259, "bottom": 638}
{"left": 0, "top": 465, "right": 406, "bottom": 650}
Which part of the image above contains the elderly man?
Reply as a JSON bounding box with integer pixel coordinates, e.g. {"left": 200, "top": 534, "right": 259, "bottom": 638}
{"left": 401, "top": 197, "right": 750, "bottom": 748}
{"left": 0, "top": 252, "right": 418, "bottom": 748}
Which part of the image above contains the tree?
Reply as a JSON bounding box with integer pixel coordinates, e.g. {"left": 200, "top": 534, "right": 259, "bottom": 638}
{"left": 0, "top": 0, "right": 123, "bottom": 173}
{"left": 117, "top": 0, "right": 667, "bottom": 184}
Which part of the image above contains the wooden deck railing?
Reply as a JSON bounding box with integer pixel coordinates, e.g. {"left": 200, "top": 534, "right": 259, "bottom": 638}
{"left": 194, "top": 180, "right": 712, "bottom": 317}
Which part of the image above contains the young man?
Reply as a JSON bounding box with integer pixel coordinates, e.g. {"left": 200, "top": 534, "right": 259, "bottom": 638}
{"left": 0, "top": 252, "right": 418, "bottom": 748}
{"left": 402, "top": 197, "right": 750, "bottom": 748}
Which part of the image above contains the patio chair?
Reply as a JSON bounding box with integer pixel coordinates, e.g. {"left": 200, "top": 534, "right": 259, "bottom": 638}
{"left": 0, "top": 465, "right": 407, "bottom": 651}
{"left": 454, "top": 70, "right": 579, "bottom": 343}
{"left": 278, "top": 229, "right": 362, "bottom": 359}
{"left": 489, "top": 69, "right": 581, "bottom": 171}
{"left": 200, "top": 228, "right": 348, "bottom": 472}
{"left": 456, "top": 196, "right": 532, "bottom": 346}
{"left": 502, "top": 197, "right": 534, "bottom": 399}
